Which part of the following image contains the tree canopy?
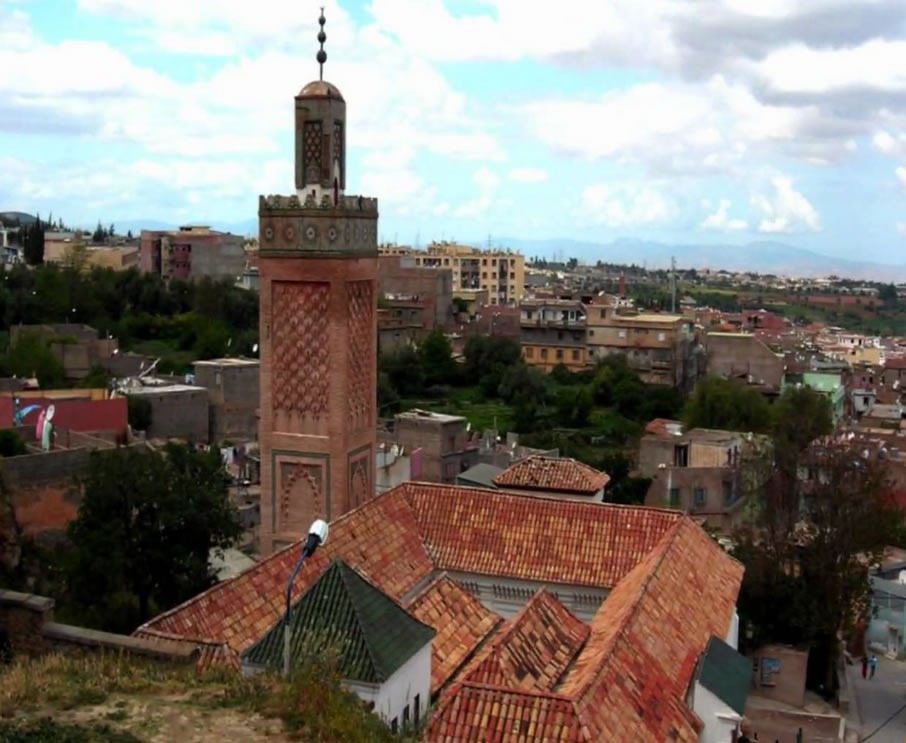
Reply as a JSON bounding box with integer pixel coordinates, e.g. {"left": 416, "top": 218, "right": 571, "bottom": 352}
{"left": 682, "top": 376, "right": 773, "bottom": 433}
{"left": 64, "top": 444, "right": 242, "bottom": 632}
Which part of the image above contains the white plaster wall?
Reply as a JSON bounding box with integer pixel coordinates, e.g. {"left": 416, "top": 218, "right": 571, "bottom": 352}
{"left": 347, "top": 642, "right": 431, "bottom": 729}
{"left": 725, "top": 608, "right": 740, "bottom": 650}
{"left": 691, "top": 681, "right": 739, "bottom": 743}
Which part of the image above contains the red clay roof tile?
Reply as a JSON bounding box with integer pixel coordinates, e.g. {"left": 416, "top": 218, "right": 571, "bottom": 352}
{"left": 407, "top": 575, "right": 503, "bottom": 694}
{"left": 492, "top": 455, "right": 610, "bottom": 494}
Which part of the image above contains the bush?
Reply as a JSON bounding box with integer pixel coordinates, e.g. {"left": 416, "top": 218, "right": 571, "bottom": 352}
{"left": 0, "top": 430, "right": 26, "bottom": 457}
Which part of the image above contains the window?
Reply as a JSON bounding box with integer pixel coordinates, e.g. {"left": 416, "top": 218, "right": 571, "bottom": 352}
{"left": 391, "top": 718, "right": 399, "bottom": 734}
{"left": 556, "top": 349, "right": 563, "bottom": 360}
{"left": 492, "top": 259, "right": 497, "bottom": 266}
{"left": 448, "top": 435, "right": 456, "bottom": 451}
{"left": 214, "top": 371, "right": 222, "bottom": 386}
{"left": 444, "top": 259, "right": 449, "bottom": 265}
{"left": 482, "top": 259, "right": 487, "bottom": 266}
{"left": 510, "top": 272, "right": 515, "bottom": 279}
{"left": 673, "top": 444, "right": 689, "bottom": 467}
{"left": 669, "top": 487, "right": 681, "bottom": 507}
{"left": 541, "top": 348, "right": 548, "bottom": 360}
{"left": 657, "top": 332, "right": 666, "bottom": 341}
{"left": 693, "top": 487, "right": 706, "bottom": 506}
{"left": 414, "top": 694, "right": 421, "bottom": 724}
{"left": 571, "top": 349, "right": 580, "bottom": 361}
{"left": 589, "top": 329, "right": 595, "bottom": 336}
{"left": 618, "top": 329, "right": 627, "bottom": 338}
{"left": 722, "top": 481, "right": 734, "bottom": 506}
{"left": 482, "top": 272, "right": 487, "bottom": 279}
{"left": 525, "top": 347, "right": 534, "bottom": 358}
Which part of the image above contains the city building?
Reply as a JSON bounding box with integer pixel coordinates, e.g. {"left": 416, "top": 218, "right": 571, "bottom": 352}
{"left": 705, "top": 331, "right": 785, "bottom": 391}
{"left": 519, "top": 298, "right": 587, "bottom": 372}
{"left": 390, "top": 410, "right": 479, "bottom": 484}
{"left": 377, "top": 254, "right": 452, "bottom": 328}
{"left": 378, "top": 242, "right": 525, "bottom": 306}
{"left": 639, "top": 419, "right": 760, "bottom": 531}
{"left": 140, "top": 225, "right": 245, "bottom": 281}
{"left": 123, "top": 382, "right": 209, "bottom": 442}
{"left": 585, "top": 297, "right": 699, "bottom": 388}
{"left": 193, "top": 358, "right": 260, "bottom": 444}
{"left": 0, "top": 211, "right": 31, "bottom": 265}
{"left": 256, "top": 37, "right": 377, "bottom": 555}
{"left": 136, "top": 482, "right": 743, "bottom": 743}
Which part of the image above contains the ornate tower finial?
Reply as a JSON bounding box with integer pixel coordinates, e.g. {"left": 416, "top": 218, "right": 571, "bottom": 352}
{"left": 317, "top": 8, "right": 327, "bottom": 81}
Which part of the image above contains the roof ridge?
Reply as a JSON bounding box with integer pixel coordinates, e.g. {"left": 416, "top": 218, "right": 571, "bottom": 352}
{"left": 336, "top": 560, "right": 382, "bottom": 681}
{"left": 572, "top": 518, "right": 687, "bottom": 702}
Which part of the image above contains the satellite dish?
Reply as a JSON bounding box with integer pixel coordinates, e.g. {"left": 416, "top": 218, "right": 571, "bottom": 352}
{"left": 46, "top": 404, "right": 55, "bottom": 422}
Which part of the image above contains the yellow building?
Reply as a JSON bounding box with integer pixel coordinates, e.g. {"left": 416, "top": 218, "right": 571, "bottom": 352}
{"left": 378, "top": 242, "right": 525, "bottom": 306}
{"left": 519, "top": 299, "right": 587, "bottom": 372}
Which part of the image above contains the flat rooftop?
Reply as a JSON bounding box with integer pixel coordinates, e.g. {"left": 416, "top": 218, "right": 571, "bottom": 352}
{"left": 194, "top": 358, "right": 260, "bottom": 367}
{"left": 127, "top": 384, "right": 207, "bottom": 394}
{"left": 397, "top": 409, "right": 465, "bottom": 423}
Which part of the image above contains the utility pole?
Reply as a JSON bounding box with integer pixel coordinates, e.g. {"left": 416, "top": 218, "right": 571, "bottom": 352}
{"left": 671, "top": 255, "right": 677, "bottom": 314}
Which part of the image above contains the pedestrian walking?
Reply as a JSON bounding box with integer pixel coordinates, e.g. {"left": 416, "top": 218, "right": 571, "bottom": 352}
{"left": 869, "top": 654, "right": 878, "bottom": 679}
{"left": 862, "top": 655, "right": 868, "bottom": 678}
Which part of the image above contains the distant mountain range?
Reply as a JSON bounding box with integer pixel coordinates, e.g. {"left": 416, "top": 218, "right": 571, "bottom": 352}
{"left": 498, "top": 237, "right": 906, "bottom": 283}
{"left": 65, "top": 218, "right": 906, "bottom": 282}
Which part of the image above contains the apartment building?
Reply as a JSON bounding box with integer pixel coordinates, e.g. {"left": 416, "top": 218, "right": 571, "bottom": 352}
{"left": 390, "top": 409, "right": 479, "bottom": 483}
{"left": 585, "top": 297, "right": 698, "bottom": 388}
{"left": 140, "top": 226, "right": 245, "bottom": 282}
{"left": 519, "top": 299, "right": 587, "bottom": 372}
{"left": 378, "top": 242, "right": 524, "bottom": 306}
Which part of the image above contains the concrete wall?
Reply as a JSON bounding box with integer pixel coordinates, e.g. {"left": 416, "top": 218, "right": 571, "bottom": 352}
{"left": 0, "top": 588, "right": 198, "bottom": 664}
{"left": 377, "top": 256, "right": 453, "bottom": 329}
{"left": 394, "top": 416, "right": 478, "bottom": 483}
{"left": 130, "top": 388, "right": 209, "bottom": 442}
{"left": 346, "top": 642, "right": 431, "bottom": 730}
{"left": 750, "top": 644, "right": 809, "bottom": 708}
{"left": 691, "top": 682, "right": 740, "bottom": 743}
{"left": 644, "top": 467, "right": 743, "bottom": 531}
{"left": 706, "top": 333, "right": 784, "bottom": 389}
{"left": 193, "top": 361, "right": 259, "bottom": 444}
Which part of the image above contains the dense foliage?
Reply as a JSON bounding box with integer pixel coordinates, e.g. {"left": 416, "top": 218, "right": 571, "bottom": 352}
{"left": 682, "top": 376, "right": 773, "bottom": 433}
{"left": 0, "top": 264, "right": 258, "bottom": 373}
{"left": 63, "top": 444, "right": 242, "bottom": 632}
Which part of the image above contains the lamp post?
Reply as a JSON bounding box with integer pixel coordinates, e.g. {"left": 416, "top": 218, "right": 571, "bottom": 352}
{"left": 283, "top": 519, "right": 329, "bottom": 677}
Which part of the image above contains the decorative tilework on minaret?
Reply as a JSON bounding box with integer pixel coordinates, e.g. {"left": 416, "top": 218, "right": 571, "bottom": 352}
{"left": 257, "top": 10, "right": 378, "bottom": 555}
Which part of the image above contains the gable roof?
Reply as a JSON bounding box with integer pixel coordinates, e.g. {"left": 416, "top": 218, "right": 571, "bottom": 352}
{"left": 425, "top": 519, "right": 744, "bottom": 743}
{"left": 406, "top": 575, "right": 502, "bottom": 693}
{"left": 456, "top": 589, "right": 589, "bottom": 693}
{"left": 137, "top": 483, "right": 682, "bottom": 658}
{"left": 241, "top": 560, "right": 434, "bottom": 683}
{"left": 493, "top": 455, "right": 610, "bottom": 495}
{"left": 694, "top": 635, "right": 751, "bottom": 715}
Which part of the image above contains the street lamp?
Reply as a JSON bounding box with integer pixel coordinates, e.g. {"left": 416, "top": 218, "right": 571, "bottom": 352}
{"left": 283, "top": 519, "right": 329, "bottom": 676}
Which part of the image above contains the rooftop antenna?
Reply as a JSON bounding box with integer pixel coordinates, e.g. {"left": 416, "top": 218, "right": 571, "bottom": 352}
{"left": 316, "top": 8, "right": 327, "bottom": 81}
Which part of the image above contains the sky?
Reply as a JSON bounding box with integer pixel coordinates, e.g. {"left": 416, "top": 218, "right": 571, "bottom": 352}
{"left": 2, "top": 0, "right": 906, "bottom": 262}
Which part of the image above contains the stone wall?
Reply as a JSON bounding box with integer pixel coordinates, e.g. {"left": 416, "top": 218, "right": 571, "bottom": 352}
{"left": 0, "top": 589, "right": 198, "bottom": 664}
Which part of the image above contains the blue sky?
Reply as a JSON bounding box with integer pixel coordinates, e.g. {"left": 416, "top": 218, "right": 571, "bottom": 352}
{"left": 2, "top": 0, "right": 906, "bottom": 262}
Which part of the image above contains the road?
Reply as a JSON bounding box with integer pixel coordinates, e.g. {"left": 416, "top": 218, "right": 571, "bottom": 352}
{"left": 850, "top": 655, "right": 906, "bottom": 743}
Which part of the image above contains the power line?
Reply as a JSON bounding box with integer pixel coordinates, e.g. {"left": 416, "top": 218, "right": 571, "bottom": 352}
{"left": 860, "top": 697, "right": 906, "bottom": 741}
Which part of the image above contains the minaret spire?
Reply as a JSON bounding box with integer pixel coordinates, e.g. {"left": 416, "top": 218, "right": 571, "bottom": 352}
{"left": 317, "top": 8, "right": 327, "bottom": 81}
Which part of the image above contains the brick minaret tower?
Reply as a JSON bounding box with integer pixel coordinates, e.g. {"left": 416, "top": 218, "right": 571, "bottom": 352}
{"left": 258, "top": 10, "right": 377, "bottom": 555}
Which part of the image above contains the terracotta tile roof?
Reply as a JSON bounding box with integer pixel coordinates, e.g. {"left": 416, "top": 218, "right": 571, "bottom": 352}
{"left": 644, "top": 418, "right": 683, "bottom": 437}
{"left": 492, "top": 455, "right": 610, "bottom": 495}
{"left": 425, "top": 518, "right": 743, "bottom": 743}
{"left": 456, "top": 589, "right": 588, "bottom": 693}
{"left": 407, "top": 575, "right": 503, "bottom": 693}
{"left": 404, "top": 484, "right": 679, "bottom": 588}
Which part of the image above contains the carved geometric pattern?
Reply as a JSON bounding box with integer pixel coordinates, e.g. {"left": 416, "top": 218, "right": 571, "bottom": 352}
{"left": 303, "top": 121, "right": 322, "bottom": 179}
{"left": 346, "top": 281, "right": 374, "bottom": 429}
{"left": 272, "top": 282, "right": 329, "bottom": 419}
{"left": 349, "top": 455, "right": 370, "bottom": 510}
{"left": 279, "top": 461, "right": 323, "bottom": 533}
{"left": 333, "top": 120, "right": 343, "bottom": 180}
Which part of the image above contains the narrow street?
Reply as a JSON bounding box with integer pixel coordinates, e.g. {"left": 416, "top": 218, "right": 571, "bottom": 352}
{"left": 849, "top": 656, "right": 906, "bottom": 743}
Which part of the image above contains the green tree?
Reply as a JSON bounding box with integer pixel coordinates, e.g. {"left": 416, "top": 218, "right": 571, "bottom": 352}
{"left": 21, "top": 215, "right": 44, "bottom": 265}
{"left": 735, "top": 441, "right": 904, "bottom": 693}
{"left": 462, "top": 335, "right": 522, "bottom": 397}
{"left": 380, "top": 346, "right": 423, "bottom": 397}
{"left": 771, "top": 385, "right": 834, "bottom": 454}
{"left": 5, "top": 332, "right": 65, "bottom": 388}
{"left": 683, "top": 376, "right": 773, "bottom": 433}
{"left": 64, "top": 444, "right": 242, "bottom": 632}
{"left": 92, "top": 221, "right": 105, "bottom": 243}
{"left": 879, "top": 283, "right": 898, "bottom": 306}
{"left": 555, "top": 385, "right": 593, "bottom": 428}
{"left": 599, "top": 451, "right": 651, "bottom": 505}
{"left": 452, "top": 296, "right": 470, "bottom": 314}
{"left": 419, "top": 328, "right": 456, "bottom": 386}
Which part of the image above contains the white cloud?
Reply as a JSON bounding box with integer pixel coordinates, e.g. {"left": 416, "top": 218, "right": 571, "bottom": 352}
{"left": 751, "top": 176, "right": 821, "bottom": 233}
{"left": 575, "top": 183, "right": 675, "bottom": 227}
{"left": 700, "top": 199, "right": 748, "bottom": 232}
{"left": 508, "top": 167, "right": 547, "bottom": 183}
{"left": 897, "top": 167, "right": 906, "bottom": 188}
{"left": 898, "top": 222, "right": 906, "bottom": 235}
{"left": 455, "top": 167, "right": 501, "bottom": 218}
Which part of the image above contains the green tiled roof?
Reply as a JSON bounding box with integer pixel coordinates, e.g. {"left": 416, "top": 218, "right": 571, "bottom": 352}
{"left": 241, "top": 559, "right": 435, "bottom": 683}
{"left": 694, "top": 635, "right": 751, "bottom": 715}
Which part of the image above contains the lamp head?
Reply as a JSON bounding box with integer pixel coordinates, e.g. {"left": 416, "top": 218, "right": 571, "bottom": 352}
{"left": 302, "top": 519, "right": 329, "bottom": 557}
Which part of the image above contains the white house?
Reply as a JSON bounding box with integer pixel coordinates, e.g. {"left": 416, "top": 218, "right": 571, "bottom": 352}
{"left": 240, "top": 559, "right": 434, "bottom": 733}
{"left": 687, "top": 635, "right": 751, "bottom": 743}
